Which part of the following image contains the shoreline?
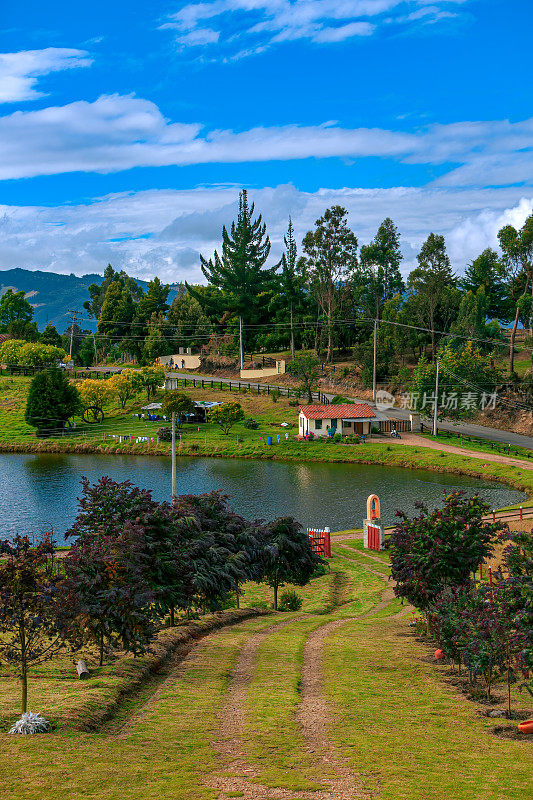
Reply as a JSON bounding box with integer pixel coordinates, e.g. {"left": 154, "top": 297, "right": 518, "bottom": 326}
{"left": 1, "top": 438, "right": 531, "bottom": 506}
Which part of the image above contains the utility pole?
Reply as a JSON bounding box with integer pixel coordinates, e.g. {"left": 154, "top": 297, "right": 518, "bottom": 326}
{"left": 433, "top": 359, "right": 440, "bottom": 436}
{"left": 239, "top": 316, "right": 244, "bottom": 371}
{"left": 67, "top": 309, "right": 80, "bottom": 360}
{"left": 171, "top": 411, "right": 177, "bottom": 502}
{"left": 372, "top": 318, "right": 377, "bottom": 403}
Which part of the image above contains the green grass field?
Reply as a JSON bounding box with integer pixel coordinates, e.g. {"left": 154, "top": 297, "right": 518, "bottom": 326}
{"left": 0, "top": 544, "right": 530, "bottom": 800}
{"left": 2, "top": 375, "right": 533, "bottom": 508}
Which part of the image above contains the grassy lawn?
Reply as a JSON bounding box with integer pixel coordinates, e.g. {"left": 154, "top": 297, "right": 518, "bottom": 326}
{"left": 2, "top": 375, "right": 533, "bottom": 508}
{"left": 422, "top": 430, "right": 533, "bottom": 463}
{"left": 325, "top": 616, "right": 532, "bottom": 800}
{"left": 0, "top": 541, "right": 530, "bottom": 798}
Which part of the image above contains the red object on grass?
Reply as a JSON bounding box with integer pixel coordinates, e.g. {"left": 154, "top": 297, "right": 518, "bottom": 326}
{"left": 434, "top": 649, "right": 445, "bottom": 660}
{"left": 518, "top": 720, "right": 533, "bottom": 734}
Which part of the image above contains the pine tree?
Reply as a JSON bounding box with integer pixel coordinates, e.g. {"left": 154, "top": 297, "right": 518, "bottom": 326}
{"left": 25, "top": 368, "right": 82, "bottom": 437}
{"left": 187, "top": 190, "right": 275, "bottom": 367}
{"left": 278, "top": 217, "right": 304, "bottom": 358}
{"left": 460, "top": 248, "right": 508, "bottom": 321}
{"left": 39, "top": 322, "right": 62, "bottom": 347}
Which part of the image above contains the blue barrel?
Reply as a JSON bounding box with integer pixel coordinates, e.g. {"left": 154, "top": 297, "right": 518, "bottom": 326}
{"left": 266, "top": 436, "right": 273, "bottom": 446}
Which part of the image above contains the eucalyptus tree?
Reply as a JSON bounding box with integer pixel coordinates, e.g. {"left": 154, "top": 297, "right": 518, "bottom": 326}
{"left": 300, "top": 205, "right": 358, "bottom": 362}
{"left": 406, "top": 233, "right": 459, "bottom": 359}
{"left": 359, "top": 217, "right": 404, "bottom": 320}
{"left": 498, "top": 214, "right": 533, "bottom": 375}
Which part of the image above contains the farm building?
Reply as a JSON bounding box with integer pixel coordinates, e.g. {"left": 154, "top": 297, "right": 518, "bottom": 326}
{"left": 299, "top": 404, "right": 376, "bottom": 438}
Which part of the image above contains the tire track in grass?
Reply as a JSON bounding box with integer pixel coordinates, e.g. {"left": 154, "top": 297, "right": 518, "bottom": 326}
{"left": 209, "top": 558, "right": 396, "bottom": 800}
{"left": 208, "top": 615, "right": 322, "bottom": 800}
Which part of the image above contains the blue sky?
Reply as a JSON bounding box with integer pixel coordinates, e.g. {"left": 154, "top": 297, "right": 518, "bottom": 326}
{"left": 0, "top": 0, "right": 531, "bottom": 282}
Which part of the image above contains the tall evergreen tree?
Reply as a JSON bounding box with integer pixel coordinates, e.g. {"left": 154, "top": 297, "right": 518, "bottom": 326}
{"left": 275, "top": 217, "right": 306, "bottom": 358}
{"left": 460, "top": 248, "right": 507, "bottom": 321}
{"left": 359, "top": 217, "right": 404, "bottom": 319}
{"left": 187, "top": 190, "right": 275, "bottom": 368}
{"left": 407, "top": 233, "right": 459, "bottom": 359}
{"left": 300, "top": 205, "right": 358, "bottom": 362}
{"left": 39, "top": 322, "right": 62, "bottom": 348}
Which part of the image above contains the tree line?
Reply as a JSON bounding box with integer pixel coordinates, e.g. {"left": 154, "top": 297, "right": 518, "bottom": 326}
{"left": 0, "top": 479, "right": 322, "bottom": 714}
{"left": 389, "top": 492, "right": 533, "bottom": 714}
{"left": 1, "top": 192, "right": 532, "bottom": 382}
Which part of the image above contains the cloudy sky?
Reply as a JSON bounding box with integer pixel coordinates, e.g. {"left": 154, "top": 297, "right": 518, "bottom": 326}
{"left": 0, "top": 0, "right": 531, "bottom": 283}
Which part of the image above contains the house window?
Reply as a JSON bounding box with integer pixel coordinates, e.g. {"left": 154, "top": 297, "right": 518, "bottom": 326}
{"left": 315, "top": 419, "right": 322, "bottom": 430}
{"left": 344, "top": 420, "right": 351, "bottom": 428}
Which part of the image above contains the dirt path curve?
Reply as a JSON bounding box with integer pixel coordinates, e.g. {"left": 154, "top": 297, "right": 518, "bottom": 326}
{"left": 396, "top": 432, "right": 533, "bottom": 471}
{"left": 209, "top": 572, "right": 397, "bottom": 800}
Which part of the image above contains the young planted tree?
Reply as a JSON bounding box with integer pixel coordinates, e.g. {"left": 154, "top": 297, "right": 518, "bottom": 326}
{"left": 62, "top": 527, "right": 157, "bottom": 666}
{"left": 262, "top": 517, "right": 322, "bottom": 610}
{"left": 209, "top": 401, "right": 244, "bottom": 434}
{"left": 0, "top": 535, "right": 63, "bottom": 713}
{"left": 300, "top": 206, "right": 358, "bottom": 362}
{"left": 286, "top": 353, "right": 320, "bottom": 403}
{"left": 161, "top": 391, "right": 196, "bottom": 424}
{"left": 25, "top": 367, "right": 82, "bottom": 437}
{"left": 390, "top": 492, "right": 500, "bottom": 612}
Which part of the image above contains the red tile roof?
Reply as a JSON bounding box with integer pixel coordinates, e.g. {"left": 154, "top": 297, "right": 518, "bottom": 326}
{"left": 299, "top": 403, "right": 376, "bottom": 419}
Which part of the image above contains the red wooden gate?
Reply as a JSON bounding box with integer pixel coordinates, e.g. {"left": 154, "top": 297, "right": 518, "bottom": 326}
{"left": 367, "top": 524, "right": 382, "bottom": 551}
{"left": 307, "top": 528, "right": 331, "bottom": 557}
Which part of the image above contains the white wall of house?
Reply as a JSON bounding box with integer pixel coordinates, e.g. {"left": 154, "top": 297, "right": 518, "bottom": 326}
{"left": 298, "top": 413, "right": 372, "bottom": 437}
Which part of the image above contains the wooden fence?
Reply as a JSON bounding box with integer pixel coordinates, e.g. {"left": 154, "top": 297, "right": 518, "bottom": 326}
{"left": 165, "top": 376, "right": 330, "bottom": 404}
{"left": 307, "top": 528, "right": 331, "bottom": 557}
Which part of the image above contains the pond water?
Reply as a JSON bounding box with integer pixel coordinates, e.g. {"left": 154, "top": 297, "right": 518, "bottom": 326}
{"left": 0, "top": 452, "right": 526, "bottom": 544}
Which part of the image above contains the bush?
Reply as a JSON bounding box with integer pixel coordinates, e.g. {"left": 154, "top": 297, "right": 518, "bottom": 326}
{"left": 331, "top": 395, "right": 350, "bottom": 404}
{"left": 271, "top": 389, "right": 280, "bottom": 402}
{"left": 278, "top": 589, "right": 303, "bottom": 611}
{"left": 244, "top": 417, "right": 259, "bottom": 429}
{"left": 288, "top": 399, "right": 300, "bottom": 407}
{"left": 333, "top": 432, "right": 342, "bottom": 443}
{"left": 307, "top": 431, "right": 314, "bottom": 440}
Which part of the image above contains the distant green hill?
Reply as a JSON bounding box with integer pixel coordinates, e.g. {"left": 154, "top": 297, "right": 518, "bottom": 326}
{"left": 0, "top": 268, "right": 180, "bottom": 333}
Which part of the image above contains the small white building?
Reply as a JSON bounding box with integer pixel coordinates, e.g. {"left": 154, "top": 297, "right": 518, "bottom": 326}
{"left": 299, "top": 403, "right": 376, "bottom": 438}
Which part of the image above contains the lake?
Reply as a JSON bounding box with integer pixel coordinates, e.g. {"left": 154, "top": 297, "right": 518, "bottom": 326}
{"left": 0, "top": 452, "right": 526, "bottom": 544}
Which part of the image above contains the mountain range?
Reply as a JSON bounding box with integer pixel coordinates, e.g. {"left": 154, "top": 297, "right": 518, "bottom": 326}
{"left": 0, "top": 268, "right": 181, "bottom": 332}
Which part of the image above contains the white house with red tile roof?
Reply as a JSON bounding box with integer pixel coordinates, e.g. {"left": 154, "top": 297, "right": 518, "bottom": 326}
{"left": 298, "top": 403, "right": 376, "bottom": 438}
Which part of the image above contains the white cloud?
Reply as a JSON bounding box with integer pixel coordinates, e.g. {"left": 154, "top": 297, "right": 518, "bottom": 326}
{"left": 0, "top": 92, "right": 530, "bottom": 187}
{"left": 0, "top": 184, "right": 530, "bottom": 284}
{"left": 0, "top": 48, "right": 93, "bottom": 104}
{"left": 161, "top": 0, "right": 471, "bottom": 58}
{"left": 176, "top": 28, "right": 221, "bottom": 46}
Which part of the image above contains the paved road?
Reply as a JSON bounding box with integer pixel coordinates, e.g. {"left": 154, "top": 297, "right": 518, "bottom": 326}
{"left": 166, "top": 371, "right": 533, "bottom": 450}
